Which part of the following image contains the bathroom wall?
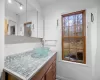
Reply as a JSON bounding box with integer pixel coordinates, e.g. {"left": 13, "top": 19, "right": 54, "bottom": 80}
{"left": 0, "top": 0, "right": 5, "bottom": 76}
{"left": 95, "top": 5, "right": 100, "bottom": 80}
{"left": 43, "top": 0, "right": 97, "bottom": 80}
{"left": 5, "top": 43, "right": 42, "bottom": 56}
{"left": 28, "top": 0, "right": 42, "bottom": 13}
{"left": 89, "top": 8, "right": 97, "bottom": 80}
{"left": 5, "top": 9, "right": 18, "bottom": 22}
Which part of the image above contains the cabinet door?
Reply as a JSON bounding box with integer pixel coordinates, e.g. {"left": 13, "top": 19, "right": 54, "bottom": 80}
{"left": 41, "top": 77, "right": 45, "bottom": 80}
{"left": 8, "top": 74, "right": 18, "bottom": 80}
{"left": 53, "top": 60, "right": 56, "bottom": 80}
{"left": 46, "top": 65, "right": 53, "bottom": 80}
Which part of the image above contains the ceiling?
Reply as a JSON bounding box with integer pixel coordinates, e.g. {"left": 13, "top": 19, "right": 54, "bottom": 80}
{"left": 5, "top": 0, "right": 57, "bottom": 15}
{"left": 37, "top": 0, "right": 99, "bottom": 8}
{"left": 37, "top": 0, "right": 57, "bottom": 8}
{"left": 5, "top": 0, "right": 35, "bottom": 15}
{"left": 5, "top": 0, "right": 99, "bottom": 15}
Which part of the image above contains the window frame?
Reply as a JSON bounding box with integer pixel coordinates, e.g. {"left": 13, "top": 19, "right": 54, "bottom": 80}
{"left": 61, "top": 10, "right": 86, "bottom": 64}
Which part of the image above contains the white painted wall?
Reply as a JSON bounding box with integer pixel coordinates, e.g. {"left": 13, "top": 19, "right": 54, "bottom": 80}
{"left": 38, "top": 12, "right": 43, "bottom": 38}
{"left": 5, "top": 43, "right": 42, "bottom": 56}
{"left": 43, "top": 0, "right": 97, "bottom": 80}
{"left": 95, "top": 5, "right": 100, "bottom": 80}
{"left": 28, "top": 0, "right": 42, "bottom": 13}
{"left": 89, "top": 8, "right": 97, "bottom": 79}
{"left": 5, "top": 9, "right": 18, "bottom": 22}
{"left": 0, "top": 0, "right": 5, "bottom": 76}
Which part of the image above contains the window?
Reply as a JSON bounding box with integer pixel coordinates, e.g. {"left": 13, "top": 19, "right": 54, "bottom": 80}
{"left": 62, "top": 10, "right": 86, "bottom": 64}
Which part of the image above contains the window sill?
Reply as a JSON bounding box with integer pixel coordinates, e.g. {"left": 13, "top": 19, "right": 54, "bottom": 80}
{"left": 58, "top": 60, "right": 90, "bottom": 67}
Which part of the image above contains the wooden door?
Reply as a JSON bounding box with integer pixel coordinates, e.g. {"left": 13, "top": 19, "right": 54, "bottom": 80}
{"left": 5, "top": 19, "right": 8, "bottom": 35}
{"left": 46, "top": 65, "right": 53, "bottom": 80}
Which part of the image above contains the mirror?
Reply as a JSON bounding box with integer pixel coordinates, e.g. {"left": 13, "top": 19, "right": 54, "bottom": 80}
{"left": 24, "top": 22, "right": 32, "bottom": 37}
{"left": 5, "top": 0, "right": 38, "bottom": 37}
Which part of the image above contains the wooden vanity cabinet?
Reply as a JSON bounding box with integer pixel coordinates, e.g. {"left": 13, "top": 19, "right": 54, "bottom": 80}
{"left": 45, "top": 60, "right": 56, "bottom": 80}
{"left": 32, "top": 53, "right": 56, "bottom": 80}
{"left": 52, "top": 60, "right": 56, "bottom": 80}
{"left": 40, "top": 60, "right": 56, "bottom": 80}
{"left": 41, "top": 77, "right": 45, "bottom": 80}
{"left": 46, "top": 65, "right": 53, "bottom": 80}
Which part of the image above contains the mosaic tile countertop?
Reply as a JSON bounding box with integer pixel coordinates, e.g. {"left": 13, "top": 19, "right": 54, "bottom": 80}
{"left": 4, "top": 50, "right": 56, "bottom": 80}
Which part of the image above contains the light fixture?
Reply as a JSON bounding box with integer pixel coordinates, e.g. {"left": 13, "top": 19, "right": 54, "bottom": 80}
{"left": 8, "top": 0, "right": 24, "bottom": 10}
{"left": 91, "top": 13, "right": 94, "bottom": 22}
{"left": 20, "top": 4, "right": 23, "bottom": 10}
{"left": 8, "top": 0, "right": 12, "bottom": 3}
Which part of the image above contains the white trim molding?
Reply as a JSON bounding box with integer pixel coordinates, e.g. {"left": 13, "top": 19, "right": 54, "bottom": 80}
{"left": 56, "top": 75, "right": 74, "bottom": 80}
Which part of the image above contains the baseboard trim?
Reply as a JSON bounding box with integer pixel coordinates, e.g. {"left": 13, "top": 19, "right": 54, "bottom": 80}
{"left": 56, "top": 75, "right": 73, "bottom": 80}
